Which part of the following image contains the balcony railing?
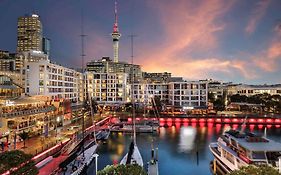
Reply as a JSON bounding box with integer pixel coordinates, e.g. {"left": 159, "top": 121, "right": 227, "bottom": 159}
{"left": 2, "top": 106, "right": 56, "bottom": 118}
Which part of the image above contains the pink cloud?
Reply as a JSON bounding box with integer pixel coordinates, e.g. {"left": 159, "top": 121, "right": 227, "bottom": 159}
{"left": 254, "top": 41, "right": 281, "bottom": 72}
{"left": 245, "top": 0, "right": 271, "bottom": 35}
{"left": 134, "top": 0, "right": 259, "bottom": 80}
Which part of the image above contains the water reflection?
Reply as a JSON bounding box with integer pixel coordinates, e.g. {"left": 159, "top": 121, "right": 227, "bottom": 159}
{"left": 93, "top": 124, "right": 281, "bottom": 175}
{"left": 178, "top": 127, "right": 196, "bottom": 153}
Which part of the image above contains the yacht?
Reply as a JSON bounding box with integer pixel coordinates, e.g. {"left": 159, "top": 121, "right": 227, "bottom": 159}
{"left": 209, "top": 129, "right": 281, "bottom": 173}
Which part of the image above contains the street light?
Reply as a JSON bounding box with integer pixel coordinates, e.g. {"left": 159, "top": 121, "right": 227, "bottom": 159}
{"left": 56, "top": 116, "right": 60, "bottom": 137}
{"left": 93, "top": 153, "right": 99, "bottom": 175}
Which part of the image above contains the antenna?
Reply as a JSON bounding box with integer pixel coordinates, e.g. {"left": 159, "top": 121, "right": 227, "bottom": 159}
{"left": 129, "top": 34, "right": 137, "bottom": 144}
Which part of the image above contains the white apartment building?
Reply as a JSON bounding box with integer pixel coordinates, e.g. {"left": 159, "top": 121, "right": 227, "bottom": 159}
{"left": 227, "top": 84, "right": 281, "bottom": 97}
{"left": 86, "top": 72, "right": 128, "bottom": 104}
{"left": 168, "top": 81, "right": 208, "bottom": 108}
{"left": 132, "top": 83, "right": 169, "bottom": 104}
{"left": 23, "top": 58, "right": 82, "bottom": 103}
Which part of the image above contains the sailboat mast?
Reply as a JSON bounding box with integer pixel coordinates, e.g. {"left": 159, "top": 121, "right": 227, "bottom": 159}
{"left": 80, "top": 9, "right": 86, "bottom": 158}
{"left": 129, "top": 34, "right": 137, "bottom": 144}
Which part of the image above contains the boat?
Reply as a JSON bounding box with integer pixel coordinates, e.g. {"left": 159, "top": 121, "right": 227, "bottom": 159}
{"left": 120, "top": 33, "right": 144, "bottom": 167}
{"left": 209, "top": 129, "right": 281, "bottom": 173}
{"left": 59, "top": 140, "right": 98, "bottom": 175}
{"left": 96, "top": 129, "right": 110, "bottom": 140}
{"left": 121, "top": 123, "right": 157, "bottom": 133}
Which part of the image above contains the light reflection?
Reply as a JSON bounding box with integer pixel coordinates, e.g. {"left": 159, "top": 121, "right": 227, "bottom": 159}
{"left": 258, "top": 124, "right": 263, "bottom": 129}
{"left": 215, "top": 124, "right": 221, "bottom": 134}
{"left": 191, "top": 122, "right": 197, "bottom": 128}
{"left": 199, "top": 122, "right": 205, "bottom": 128}
{"left": 232, "top": 124, "right": 238, "bottom": 130}
{"left": 159, "top": 127, "right": 166, "bottom": 139}
{"left": 223, "top": 124, "right": 231, "bottom": 132}
{"left": 267, "top": 125, "right": 272, "bottom": 129}
{"left": 178, "top": 126, "right": 196, "bottom": 153}
{"left": 249, "top": 124, "right": 255, "bottom": 132}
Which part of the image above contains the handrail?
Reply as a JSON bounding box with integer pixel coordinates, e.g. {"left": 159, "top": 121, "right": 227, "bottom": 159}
{"left": 2, "top": 106, "right": 56, "bottom": 118}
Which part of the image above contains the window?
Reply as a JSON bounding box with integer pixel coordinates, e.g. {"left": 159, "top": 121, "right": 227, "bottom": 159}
{"left": 39, "top": 73, "right": 44, "bottom": 79}
{"left": 39, "top": 80, "right": 44, "bottom": 86}
{"left": 39, "top": 87, "right": 44, "bottom": 93}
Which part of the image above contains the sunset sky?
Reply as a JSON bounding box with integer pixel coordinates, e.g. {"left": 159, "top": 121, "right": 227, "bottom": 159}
{"left": 0, "top": 0, "right": 281, "bottom": 84}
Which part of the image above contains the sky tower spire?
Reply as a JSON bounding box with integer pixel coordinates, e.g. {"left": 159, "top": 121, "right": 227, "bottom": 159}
{"left": 112, "top": 0, "right": 121, "bottom": 63}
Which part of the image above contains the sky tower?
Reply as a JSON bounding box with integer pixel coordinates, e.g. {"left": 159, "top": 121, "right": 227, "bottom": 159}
{"left": 112, "top": 0, "right": 121, "bottom": 63}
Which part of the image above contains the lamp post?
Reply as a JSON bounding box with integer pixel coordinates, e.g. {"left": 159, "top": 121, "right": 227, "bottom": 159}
{"left": 93, "top": 153, "right": 99, "bottom": 175}
{"left": 56, "top": 116, "right": 60, "bottom": 137}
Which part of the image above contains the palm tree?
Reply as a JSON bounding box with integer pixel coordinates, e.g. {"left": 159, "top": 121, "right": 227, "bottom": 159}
{"left": 18, "top": 131, "right": 29, "bottom": 148}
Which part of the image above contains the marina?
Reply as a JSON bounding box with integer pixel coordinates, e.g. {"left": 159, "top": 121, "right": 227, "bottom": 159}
{"left": 88, "top": 123, "right": 281, "bottom": 175}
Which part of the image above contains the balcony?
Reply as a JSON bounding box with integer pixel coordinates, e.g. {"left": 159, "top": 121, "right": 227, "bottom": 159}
{"left": 2, "top": 106, "right": 56, "bottom": 118}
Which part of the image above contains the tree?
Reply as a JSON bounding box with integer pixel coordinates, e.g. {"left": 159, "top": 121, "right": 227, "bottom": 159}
{"left": 18, "top": 131, "right": 29, "bottom": 148}
{"left": 97, "top": 164, "right": 147, "bottom": 175}
{"left": 228, "top": 165, "right": 281, "bottom": 175}
{"left": 0, "top": 150, "right": 38, "bottom": 175}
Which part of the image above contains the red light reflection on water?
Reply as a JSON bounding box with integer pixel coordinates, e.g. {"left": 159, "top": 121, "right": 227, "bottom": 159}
{"left": 167, "top": 121, "right": 173, "bottom": 127}
{"left": 191, "top": 122, "right": 197, "bottom": 128}
{"left": 175, "top": 122, "right": 181, "bottom": 129}
{"left": 199, "top": 122, "right": 205, "bottom": 128}
{"left": 266, "top": 125, "right": 272, "bottom": 129}
{"left": 258, "top": 125, "right": 263, "bottom": 129}
{"left": 183, "top": 122, "right": 189, "bottom": 126}
{"left": 215, "top": 124, "right": 221, "bottom": 134}
{"left": 276, "top": 125, "right": 280, "bottom": 128}
{"left": 160, "top": 122, "right": 165, "bottom": 127}
{"left": 249, "top": 124, "right": 255, "bottom": 132}
{"left": 232, "top": 124, "right": 238, "bottom": 130}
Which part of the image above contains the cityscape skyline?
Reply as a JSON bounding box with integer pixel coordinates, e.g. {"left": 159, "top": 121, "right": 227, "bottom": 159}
{"left": 0, "top": 0, "right": 281, "bottom": 84}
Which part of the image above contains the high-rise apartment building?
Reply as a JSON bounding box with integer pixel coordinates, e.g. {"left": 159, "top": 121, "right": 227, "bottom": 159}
{"left": 17, "top": 13, "right": 42, "bottom": 53}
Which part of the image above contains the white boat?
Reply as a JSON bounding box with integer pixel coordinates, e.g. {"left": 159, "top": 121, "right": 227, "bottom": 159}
{"left": 120, "top": 141, "right": 144, "bottom": 167}
{"left": 60, "top": 141, "right": 98, "bottom": 175}
{"left": 209, "top": 129, "right": 281, "bottom": 173}
{"left": 121, "top": 124, "right": 157, "bottom": 133}
{"left": 120, "top": 32, "right": 143, "bottom": 168}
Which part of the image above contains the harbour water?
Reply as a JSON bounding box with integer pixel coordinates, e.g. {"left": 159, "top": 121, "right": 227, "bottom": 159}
{"left": 88, "top": 123, "right": 281, "bottom": 175}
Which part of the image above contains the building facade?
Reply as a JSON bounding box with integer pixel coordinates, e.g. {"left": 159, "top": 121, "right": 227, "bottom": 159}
{"left": 23, "top": 57, "right": 82, "bottom": 103}
{"left": 86, "top": 72, "right": 128, "bottom": 104}
{"left": 17, "top": 14, "right": 43, "bottom": 53}
{"left": 86, "top": 57, "right": 142, "bottom": 83}
{"left": 168, "top": 81, "right": 208, "bottom": 108}
{"left": 132, "top": 83, "right": 169, "bottom": 104}
{"left": 226, "top": 84, "right": 281, "bottom": 97}
{"left": 142, "top": 72, "right": 172, "bottom": 83}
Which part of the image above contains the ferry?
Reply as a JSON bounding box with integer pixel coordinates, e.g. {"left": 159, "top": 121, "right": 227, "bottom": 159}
{"left": 209, "top": 129, "right": 281, "bottom": 173}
